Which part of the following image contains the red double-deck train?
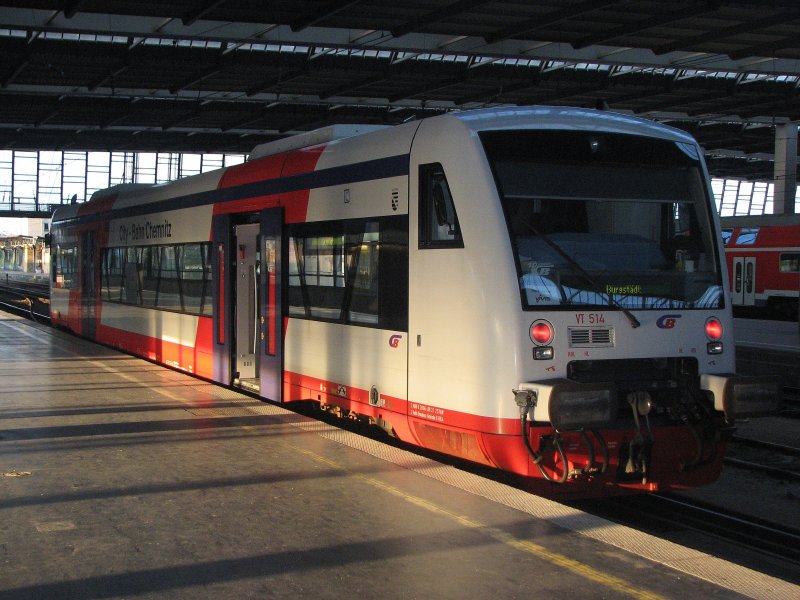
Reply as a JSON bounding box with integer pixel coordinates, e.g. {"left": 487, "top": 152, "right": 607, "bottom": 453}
{"left": 49, "top": 107, "right": 779, "bottom": 497}
{"left": 721, "top": 214, "right": 800, "bottom": 319}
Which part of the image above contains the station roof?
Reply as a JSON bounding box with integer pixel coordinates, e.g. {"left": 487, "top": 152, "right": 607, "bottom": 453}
{"left": 0, "top": 1, "right": 799, "bottom": 180}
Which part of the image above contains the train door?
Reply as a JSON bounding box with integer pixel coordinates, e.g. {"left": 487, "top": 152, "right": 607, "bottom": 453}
{"left": 229, "top": 209, "right": 284, "bottom": 401}
{"left": 732, "top": 256, "right": 756, "bottom": 305}
{"left": 233, "top": 223, "right": 260, "bottom": 391}
{"left": 259, "top": 207, "right": 284, "bottom": 402}
{"left": 80, "top": 230, "right": 96, "bottom": 337}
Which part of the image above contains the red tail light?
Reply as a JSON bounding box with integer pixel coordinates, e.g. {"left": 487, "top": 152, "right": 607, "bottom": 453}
{"left": 705, "top": 317, "right": 723, "bottom": 341}
{"left": 530, "top": 320, "right": 554, "bottom": 345}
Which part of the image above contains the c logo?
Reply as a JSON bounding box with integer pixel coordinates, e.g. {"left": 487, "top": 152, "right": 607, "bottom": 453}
{"left": 389, "top": 334, "right": 402, "bottom": 348}
{"left": 656, "top": 314, "right": 681, "bottom": 329}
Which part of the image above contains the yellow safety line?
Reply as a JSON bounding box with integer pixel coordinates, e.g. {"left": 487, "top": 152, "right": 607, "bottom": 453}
{"left": 291, "top": 445, "right": 667, "bottom": 600}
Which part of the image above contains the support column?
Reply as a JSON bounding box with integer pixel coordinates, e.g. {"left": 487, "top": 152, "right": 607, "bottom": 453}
{"left": 774, "top": 122, "right": 797, "bottom": 214}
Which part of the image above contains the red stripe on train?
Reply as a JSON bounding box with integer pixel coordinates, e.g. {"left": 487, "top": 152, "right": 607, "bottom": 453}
{"left": 214, "top": 147, "right": 325, "bottom": 223}
{"left": 94, "top": 317, "right": 214, "bottom": 380}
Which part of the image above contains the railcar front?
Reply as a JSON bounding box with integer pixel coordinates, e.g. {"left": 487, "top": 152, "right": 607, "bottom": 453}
{"left": 405, "top": 108, "right": 780, "bottom": 496}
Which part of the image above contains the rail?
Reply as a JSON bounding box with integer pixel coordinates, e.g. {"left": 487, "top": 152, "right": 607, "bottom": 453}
{"left": 782, "top": 386, "right": 800, "bottom": 417}
{"left": 0, "top": 280, "right": 51, "bottom": 323}
{"left": 650, "top": 493, "right": 800, "bottom": 563}
{"left": 572, "top": 492, "right": 800, "bottom": 566}
{"left": 727, "top": 435, "right": 800, "bottom": 482}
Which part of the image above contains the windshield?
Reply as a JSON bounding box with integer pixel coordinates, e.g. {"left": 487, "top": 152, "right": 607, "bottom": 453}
{"left": 481, "top": 130, "right": 723, "bottom": 311}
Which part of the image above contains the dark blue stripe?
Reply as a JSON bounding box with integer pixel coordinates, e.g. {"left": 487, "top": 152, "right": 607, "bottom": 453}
{"left": 54, "top": 154, "right": 409, "bottom": 225}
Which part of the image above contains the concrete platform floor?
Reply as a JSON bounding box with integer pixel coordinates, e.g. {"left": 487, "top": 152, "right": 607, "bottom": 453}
{"left": 1, "top": 313, "right": 798, "bottom": 599}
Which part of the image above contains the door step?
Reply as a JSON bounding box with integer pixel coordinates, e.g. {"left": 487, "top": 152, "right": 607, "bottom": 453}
{"left": 236, "top": 378, "right": 260, "bottom": 393}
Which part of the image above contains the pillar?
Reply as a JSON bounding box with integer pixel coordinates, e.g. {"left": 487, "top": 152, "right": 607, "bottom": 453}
{"left": 773, "top": 122, "right": 797, "bottom": 215}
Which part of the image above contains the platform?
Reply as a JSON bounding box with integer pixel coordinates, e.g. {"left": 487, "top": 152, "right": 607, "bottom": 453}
{"left": 734, "top": 318, "right": 800, "bottom": 387}
{"left": 1, "top": 312, "right": 798, "bottom": 599}
{"left": 0, "top": 269, "right": 48, "bottom": 284}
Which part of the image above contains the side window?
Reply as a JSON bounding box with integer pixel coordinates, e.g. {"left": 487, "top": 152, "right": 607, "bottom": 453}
{"left": 100, "top": 242, "right": 213, "bottom": 316}
{"left": 287, "top": 216, "right": 408, "bottom": 330}
{"left": 123, "top": 247, "right": 141, "bottom": 304}
{"left": 181, "top": 243, "right": 212, "bottom": 315}
{"left": 102, "top": 247, "right": 125, "bottom": 301}
{"left": 419, "top": 163, "right": 463, "bottom": 248}
{"left": 156, "top": 245, "right": 182, "bottom": 311}
{"left": 139, "top": 246, "right": 158, "bottom": 307}
{"left": 734, "top": 227, "right": 759, "bottom": 245}
{"left": 780, "top": 252, "right": 800, "bottom": 273}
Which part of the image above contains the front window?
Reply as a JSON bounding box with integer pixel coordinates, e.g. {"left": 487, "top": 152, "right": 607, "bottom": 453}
{"left": 53, "top": 242, "right": 79, "bottom": 289}
{"left": 481, "top": 130, "right": 723, "bottom": 310}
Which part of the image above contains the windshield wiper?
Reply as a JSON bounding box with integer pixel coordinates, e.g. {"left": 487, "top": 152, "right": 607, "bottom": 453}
{"left": 515, "top": 218, "right": 641, "bottom": 328}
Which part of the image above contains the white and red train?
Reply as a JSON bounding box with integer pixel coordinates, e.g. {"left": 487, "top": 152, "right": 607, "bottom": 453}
{"left": 50, "top": 107, "right": 779, "bottom": 497}
{"left": 721, "top": 214, "right": 800, "bottom": 319}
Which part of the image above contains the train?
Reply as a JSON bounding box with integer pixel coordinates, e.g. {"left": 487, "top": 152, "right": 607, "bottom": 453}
{"left": 720, "top": 214, "right": 800, "bottom": 319}
{"left": 49, "top": 106, "right": 781, "bottom": 498}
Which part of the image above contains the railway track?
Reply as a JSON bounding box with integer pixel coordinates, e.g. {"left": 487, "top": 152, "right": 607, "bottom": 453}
{"left": 781, "top": 386, "right": 800, "bottom": 418}
{"left": 727, "top": 436, "right": 800, "bottom": 482}
{"left": 588, "top": 493, "right": 800, "bottom": 567}
{"left": 0, "top": 279, "right": 51, "bottom": 323}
